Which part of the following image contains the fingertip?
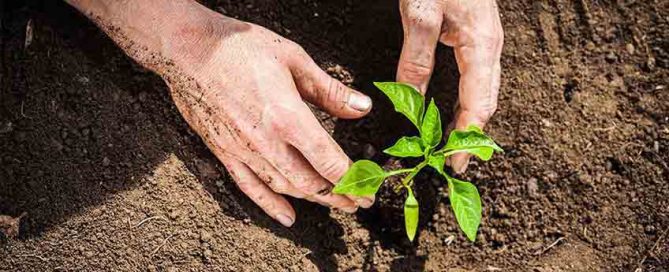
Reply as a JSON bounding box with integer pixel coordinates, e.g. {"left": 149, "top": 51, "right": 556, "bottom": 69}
{"left": 276, "top": 213, "right": 295, "bottom": 227}
{"left": 451, "top": 153, "right": 470, "bottom": 174}
{"left": 345, "top": 91, "right": 373, "bottom": 116}
{"left": 354, "top": 196, "right": 375, "bottom": 209}
{"left": 341, "top": 206, "right": 359, "bottom": 214}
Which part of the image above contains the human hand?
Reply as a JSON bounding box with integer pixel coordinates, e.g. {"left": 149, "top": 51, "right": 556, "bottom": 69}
{"left": 66, "top": 0, "right": 374, "bottom": 228}
{"left": 396, "top": 0, "right": 503, "bottom": 173}
{"left": 164, "top": 15, "right": 378, "bottom": 226}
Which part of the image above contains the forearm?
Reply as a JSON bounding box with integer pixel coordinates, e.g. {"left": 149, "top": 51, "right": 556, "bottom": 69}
{"left": 65, "top": 0, "right": 219, "bottom": 74}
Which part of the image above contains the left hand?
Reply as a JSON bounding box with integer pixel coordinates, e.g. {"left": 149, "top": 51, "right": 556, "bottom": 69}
{"left": 396, "top": 0, "right": 504, "bottom": 173}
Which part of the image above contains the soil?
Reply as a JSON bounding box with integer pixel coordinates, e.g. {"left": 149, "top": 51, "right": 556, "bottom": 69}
{"left": 1, "top": 0, "right": 668, "bottom": 271}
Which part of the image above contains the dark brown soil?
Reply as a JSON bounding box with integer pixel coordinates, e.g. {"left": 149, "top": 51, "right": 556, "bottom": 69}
{"left": 1, "top": 0, "right": 668, "bottom": 271}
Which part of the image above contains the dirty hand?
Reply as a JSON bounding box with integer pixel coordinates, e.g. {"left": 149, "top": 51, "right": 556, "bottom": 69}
{"left": 172, "top": 18, "right": 377, "bottom": 227}
{"left": 397, "top": 0, "right": 503, "bottom": 173}
{"left": 66, "top": 0, "right": 374, "bottom": 227}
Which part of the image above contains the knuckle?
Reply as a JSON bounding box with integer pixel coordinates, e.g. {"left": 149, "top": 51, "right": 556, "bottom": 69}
{"left": 325, "top": 78, "right": 347, "bottom": 105}
{"left": 316, "top": 159, "right": 349, "bottom": 182}
{"left": 288, "top": 40, "right": 306, "bottom": 54}
{"left": 486, "top": 105, "right": 498, "bottom": 119}
{"left": 407, "top": 14, "right": 442, "bottom": 32}
{"left": 398, "top": 59, "right": 432, "bottom": 81}
{"left": 269, "top": 106, "right": 301, "bottom": 141}
{"left": 461, "top": 103, "right": 497, "bottom": 124}
{"left": 497, "top": 28, "right": 505, "bottom": 46}
{"left": 477, "top": 104, "right": 498, "bottom": 121}
{"left": 287, "top": 41, "right": 312, "bottom": 63}
{"left": 471, "top": 29, "right": 503, "bottom": 47}
{"left": 236, "top": 178, "right": 257, "bottom": 194}
{"left": 255, "top": 192, "right": 276, "bottom": 210}
{"left": 255, "top": 171, "right": 281, "bottom": 190}
{"left": 294, "top": 179, "right": 324, "bottom": 195}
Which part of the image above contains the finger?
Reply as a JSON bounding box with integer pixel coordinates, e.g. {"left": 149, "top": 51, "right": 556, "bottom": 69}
{"left": 396, "top": 1, "right": 444, "bottom": 93}
{"left": 449, "top": 30, "right": 503, "bottom": 173}
{"left": 222, "top": 157, "right": 296, "bottom": 227}
{"left": 274, "top": 103, "right": 375, "bottom": 208}
{"left": 289, "top": 48, "right": 372, "bottom": 119}
{"left": 194, "top": 113, "right": 308, "bottom": 199}
{"left": 242, "top": 155, "right": 308, "bottom": 199}
{"left": 273, "top": 141, "right": 360, "bottom": 212}
{"left": 242, "top": 150, "right": 359, "bottom": 210}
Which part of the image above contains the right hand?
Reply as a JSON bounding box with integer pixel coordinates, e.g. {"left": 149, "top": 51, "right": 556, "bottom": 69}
{"left": 163, "top": 14, "right": 375, "bottom": 227}
{"left": 396, "top": 0, "right": 504, "bottom": 173}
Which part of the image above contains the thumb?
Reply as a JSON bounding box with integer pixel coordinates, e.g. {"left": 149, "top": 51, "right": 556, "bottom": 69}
{"left": 396, "top": 1, "right": 443, "bottom": 93}
{"left": 289, "top": 47, "right": 372, "bottom": 119}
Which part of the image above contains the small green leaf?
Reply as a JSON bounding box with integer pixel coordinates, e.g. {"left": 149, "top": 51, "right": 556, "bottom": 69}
{"left": 420, "top": 99, "right": 442, "bottom": 148}
{"left": 373, "top": 82, "right": 424, "bottom": 129}
{"left": 333, "top": 160, "right": 386, "bottom": 196}
{"left": 447, "top": 176, "right": 482, "bottom": 242}
{"left": 383, "top": 136, "right": 424, "bottom": 157}
{"left": 466, "top": 125, "right": 484, "bottom": 134}
{"left": 404, "top": 188, "right": 419, "bottom": 242}
{"left": 427, "top": 154, "right": 446, "bottom": 175}
{"left": 444, "top": 125, "right": 503, "bottom": 161}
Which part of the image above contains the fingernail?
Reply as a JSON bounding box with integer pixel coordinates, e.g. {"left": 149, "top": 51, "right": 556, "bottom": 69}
{"left": 347, "top": 93, "right": 372, "bottom": 112}
{"left": 356, "top": 198, "right": 374, "bottom": 208}
{"left": 454, "top": 158, "right": 470, "bottom": 174}
{"left": 342, "top": 206, "right": 358, "bottom": 214}
{"left": 276, "top": 214, "right": 295, "bottom": 227}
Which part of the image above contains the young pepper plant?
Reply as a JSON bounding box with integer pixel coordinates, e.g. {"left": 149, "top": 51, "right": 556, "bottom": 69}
{"left": 333, "top": 82, "right": 503, "bottom": 242}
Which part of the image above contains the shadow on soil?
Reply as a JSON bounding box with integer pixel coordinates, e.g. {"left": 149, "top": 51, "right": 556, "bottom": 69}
{"left": 0, "top": 1, "right": 461, "bottom": 271}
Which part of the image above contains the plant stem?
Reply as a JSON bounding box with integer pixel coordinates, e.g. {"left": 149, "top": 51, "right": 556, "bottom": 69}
{"left": 433, "top": 149, "right": 460, "bottom": 157}
{"left": 402, "top": 161, "right": 428, "bottom": 187}
{"left": 385, "top": 168, "right": 415, "bottom": 177}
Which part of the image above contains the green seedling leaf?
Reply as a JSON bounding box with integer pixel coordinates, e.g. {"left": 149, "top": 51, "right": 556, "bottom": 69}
{"left": 404, "top": 188, "right": 419, "bottom": 241}
{"left": 384, "top": 136, "right": 424, "bottom": 157}
{"left": 336, "top": 82, "right": 502, "bottom": 244}
{"left": 373, "top": 82, "right": 424, "bottom": 129}
{"left": 333, "top": 160, "right": 386, "bottom": 196}
{"left": 444, "top": 125, "right": 503, "bottom": 161}
{"left": 447, "top": 176, "right": 482, "bottom": 242}
{"left": 466, "top": 125, "right": 484, "bottom": 134}
{"left": 427, "top": 154, "right": 446, "bottom": 175}
{"left": 420, "top": 98, "right": 442, "bottom": 148}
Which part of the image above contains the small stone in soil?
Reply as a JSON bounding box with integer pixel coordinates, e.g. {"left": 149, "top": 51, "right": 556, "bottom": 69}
{"left": 168, "top": 210, "right": 180, "bottom": 220}
{"left": 541, "top": 118, "right": 552, "bottom": 127}
{"left": 444, "top": 235, "right": 455, "bottom": 245}
{"left": 203, "top": 249, "right": 213, "bottom": 260}
{"left": 605, "top": 52, "right": 617, "bottom": 62}
{"left": 362, "top": 144, "right": 376, "bottom": 159}
{"left": 0, "top": 213, "right": 25, "bottom": 239}
{"left": 625, "top": 43, "right": 635, "bottom": 54}
{"left": 199, "top": 230, "right": 212, "bottom": 243}
{"left": 644, "top": 224, "right": 656, "bottom": 234}
{"left": 431, "top": 177, "right": 441, "bottom": 186}
{"left": 527, "top": 178, "right": 539, "bottom": 197}
{"left": 0, "top": 121, "right": 12, "bottom": 134}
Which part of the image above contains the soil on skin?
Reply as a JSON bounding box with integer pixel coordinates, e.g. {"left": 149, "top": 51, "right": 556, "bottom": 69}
{"left": 1, "top": 0, "right": 668, "bottom": 271}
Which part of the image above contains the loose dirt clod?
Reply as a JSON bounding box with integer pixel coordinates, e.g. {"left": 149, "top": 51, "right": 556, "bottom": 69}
{"left": 0, "top": 213, "right": 27, "bottom": 239}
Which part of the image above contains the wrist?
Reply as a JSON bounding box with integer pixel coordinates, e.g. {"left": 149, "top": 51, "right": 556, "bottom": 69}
{"left": 67, "top": 0, "right": 221, "bottom": 75}
{"left": 156, "top": 4, "right": 222, "bottom": 71}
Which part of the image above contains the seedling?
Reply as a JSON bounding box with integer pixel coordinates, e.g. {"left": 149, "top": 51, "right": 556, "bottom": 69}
{"left": 333, "top": 82, "right": 502, "bottom": 242}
